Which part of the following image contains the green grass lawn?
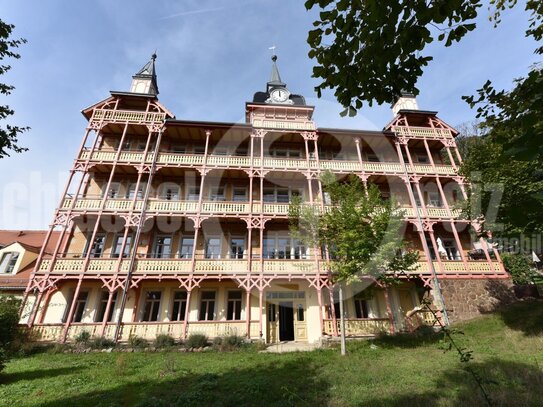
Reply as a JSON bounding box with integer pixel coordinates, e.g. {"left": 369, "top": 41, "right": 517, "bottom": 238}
{"left": 1, "top": 300, "right": 542, "bottom": 406}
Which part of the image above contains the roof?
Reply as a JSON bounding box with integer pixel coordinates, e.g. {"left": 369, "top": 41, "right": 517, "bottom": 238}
{"left": 132, "top": 53, "right": 159, "bottom": 95}
{"left": 0, "top": 230, "right": 62, "bottom": 254}
{"left": 0, "top": 230, "right": 63, "bottom": 291}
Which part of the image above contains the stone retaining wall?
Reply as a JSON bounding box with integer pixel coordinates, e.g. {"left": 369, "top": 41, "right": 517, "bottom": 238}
{"left": 439, "top": 278, "right": 515, "bottom": 323}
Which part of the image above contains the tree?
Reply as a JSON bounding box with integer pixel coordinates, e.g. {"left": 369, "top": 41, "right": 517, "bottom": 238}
{"left": 0, "top": 18, "right": 28, "bottom": 158}
{"left": 0, "top": 296, "right": 21, "bottom": 373}
{"left": 457, "top": 65, "right": 543, "bottom": 240}
{"left": 289, "top": 172, "right": 418, "bottom": 355}
{"left": 304, "top": 0, "right": 542, "bottom": 115}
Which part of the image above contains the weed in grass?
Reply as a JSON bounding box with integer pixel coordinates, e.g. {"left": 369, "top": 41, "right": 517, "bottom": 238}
{"left": 158, "top": 357, "right": 176, "bottom": 378}
{"left": 115, "top": 354, "right": 127, "bottom": 376}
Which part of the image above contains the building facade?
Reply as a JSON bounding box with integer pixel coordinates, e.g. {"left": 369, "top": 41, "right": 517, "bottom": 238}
{"left": 21, "top": 54, "right": 512, "bottom": 343}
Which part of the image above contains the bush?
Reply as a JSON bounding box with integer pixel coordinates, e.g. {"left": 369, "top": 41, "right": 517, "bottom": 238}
{"left": 154, "top": 334, "right": 175, "bottom": 348}
{"left": 223, "top": 334, "right": 244, "bottom": 348}
{"left": 90, "top": 336, "right": 116, "bottom": 349}
{"left": 128, "top": 335, "right": 148, "bottom": 349}
{"left": 0, "top": 347, "right": 7, "bottom": 374}
{"left": 186, "top": 333, "right": 208, "bottom": 349}
{"left": 0, "top": 296, "right": 21, "bottom": 348}
{"left": 502, "top": 253, "right": 537, "bottom": 285}
{"left": 212, "top": 334, "right": 245, "bottom": 351}
{"left": 74, "top": 330, "right": 91, "bottom": 345}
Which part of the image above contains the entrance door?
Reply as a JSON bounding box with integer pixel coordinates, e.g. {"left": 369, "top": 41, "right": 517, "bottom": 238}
{"left": 279, "top": 301, "right": 294, "bottom": 341}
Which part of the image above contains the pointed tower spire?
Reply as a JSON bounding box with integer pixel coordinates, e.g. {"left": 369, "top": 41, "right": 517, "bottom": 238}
{"left": 268, "top": 53, "right": 286, "bottom": 88}
{"left": 130, "top": 53, "right": 159, "bottom": 95}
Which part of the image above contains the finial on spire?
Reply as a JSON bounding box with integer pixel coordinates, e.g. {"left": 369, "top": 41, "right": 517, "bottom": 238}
{"left": 130, "top": 53, "right": 159, "bottom": 95}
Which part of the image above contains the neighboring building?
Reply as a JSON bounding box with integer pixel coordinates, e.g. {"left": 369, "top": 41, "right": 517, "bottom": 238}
{"left": 0, "top": 230, "right": 62, "bottom": 321}
{"left": 22, "top": 54, "right": 512, "bottom": 343}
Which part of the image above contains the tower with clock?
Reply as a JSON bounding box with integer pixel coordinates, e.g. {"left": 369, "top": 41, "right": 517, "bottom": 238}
{"left": 252, "top": 53, "right": 306, "bottom": 106}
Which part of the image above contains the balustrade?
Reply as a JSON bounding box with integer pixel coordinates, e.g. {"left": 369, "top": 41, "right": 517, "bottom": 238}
{"left": 323, "top": 318, "right": 391, "bottom": 336}
{"left": 78, "top": 149, "right": 457, "bottom": 177}
{"left": 92, "top": 109, "right": 166, "bottom": 124}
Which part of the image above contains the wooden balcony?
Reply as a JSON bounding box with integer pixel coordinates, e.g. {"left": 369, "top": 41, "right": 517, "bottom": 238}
{"left": 78, "top": 149, "right": 456, "bottom": 176}
{"left": 391, "top": 126, "right": 453, "bottom": 140}
{"left": 37, "top": 258, "right": 502, "bottom": 277}
{"left": 31, "top": 321, "right": 261, "bottom": 342}
{"left": 59, "top": 197, "right": 461, "bottom": 221}
{"left": 91, "top": 109, "right": 166, "bottom": 124}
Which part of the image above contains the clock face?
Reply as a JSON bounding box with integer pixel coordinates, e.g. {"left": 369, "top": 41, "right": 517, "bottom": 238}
{"left": 270, "top": 88, "right": 290, "bottom": 103}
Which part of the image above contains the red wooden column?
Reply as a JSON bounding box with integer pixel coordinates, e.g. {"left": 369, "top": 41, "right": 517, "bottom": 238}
{"left": 435, "top": 176, "right": 469, "bottom": 270}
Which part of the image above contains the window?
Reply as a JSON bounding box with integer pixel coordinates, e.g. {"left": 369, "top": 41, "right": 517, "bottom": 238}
{"left": 121, "top": 140, "right": 131, "bottom": 150}
{"left": 263, "top": 236, "right": 306, "bottom": 259}
{"left": 160, "top": 184, "right": 180, "bottom": 200}
{"left": 135, "top": 142, "right": 147, "bottom": 151}
{"left": 205, "top": 237, "right": 221, "bottom": 259}
{"left": 209, "top": 187, "right": 225, "bottom": 201}
{"left": 425, "top": 238, "right": 437, "bottom": 260}
{"left": 263, "top": 187, "right": 301, "bottom": 203}
{"left": 212, "top": 147, "right": 228, "bottom": 155}
{"left": 171, "top": 291, "right": 187, "bottom": 321}
{"left": 153, "top": 236, "right": 172, "bottom": 258}
{"left": 73, "top": 291, "right": 89, "bottom": 323}
{"left": 354, "top": 294, "right": 370, "bottom": 318}
{"left": 127, "top": 183, "right": 145, "bottom": 199}
{"left": 297, "top": 304, "right": 305, "bottom": 321}
{"left": 187, "top": 186, "right": 200, "bottom": 201}
{"left": 103, "top": 182, "right": 121, "bottom": 199}
{"left": 416, "top": 154, "right": 429, "bottom": 163}
{"left": 0, "top": 252, "right": 19, "bottom": 274}
{"left": 111, "top": 235, "right": 132, "bottom": 258}
{"left": 235, "top": 147, "right": 248, "bottom": 156}
{"left": 179, "top": 237, "right": 194, "bottom": 259}
{"left": 142, "top": 291, "right": 162, "bottom": 321}
{"left": 427, "top": 191, "right": 443, "bottom": 207}
{"left": 443, "top": 239, "right": 461, "bottom": 260}
{"left": 232, "top": 188, "right": 247, "bottom": 202}
{"left": 96, "top": 291, "right": 117, "bottom": 322}
{"left": 84, "top": 234, "right": 105, "bottom": 258}
{"left": 268, "top": 303, "right": 276, "bottom": 322}
{"left": 230, "top": 237, "right": 245, "bottom": 259}
{"left": 193, "top": 146, "right": 205, "bottom": 155}
{"left": 366, "top": 153, "right": 379, "bottom": 162}
{"left": 171, "top": 145, "right": 186, "bottom": 154}
{"left": 199, "top": 291, "right": 216, "bottom": 321}
{"left": 227, "top": 291, "right": 242, "bottom": 320}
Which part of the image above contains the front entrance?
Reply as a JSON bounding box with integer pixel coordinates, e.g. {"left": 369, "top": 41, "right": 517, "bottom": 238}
{"left": 279, "top": 301, "right": 294, "bottom": 341}
{"left": 266, "top": 291, "right": 307, "bottom": 343}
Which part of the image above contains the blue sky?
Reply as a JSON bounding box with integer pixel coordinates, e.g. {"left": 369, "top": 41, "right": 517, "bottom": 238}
{"left": 0, "top": 0, "right": 539, "bottom": 229}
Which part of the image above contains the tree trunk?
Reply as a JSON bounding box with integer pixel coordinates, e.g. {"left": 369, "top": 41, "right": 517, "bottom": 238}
{"left": 339, "top": 284, "right": 346, "bottom": 356}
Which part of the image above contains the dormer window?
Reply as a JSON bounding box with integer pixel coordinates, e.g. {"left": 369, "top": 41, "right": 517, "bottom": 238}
{"left": 0, "top": 252, "right": 19, "bottom": 274}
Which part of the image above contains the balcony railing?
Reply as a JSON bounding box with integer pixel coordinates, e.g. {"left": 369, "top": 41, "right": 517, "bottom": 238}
{"left": 91, "top": 109, "right": 167, "bottom": 124}
{"left": 323, "top": 318, "right": 392, "bottom": 336}
{"left": 37, "top": 258, "right": 502, "bottom": 276}
{"left": 59, "top": 197, "right": 461, "bottom": 220}
{"left": 77, "top": 149, "right": 457, "bottom": 176}
{"left": 391, "top": 126, "right": 453, "bottom": 140}
{"left": 31, "top": 321, "right": 261, "bottom": 342}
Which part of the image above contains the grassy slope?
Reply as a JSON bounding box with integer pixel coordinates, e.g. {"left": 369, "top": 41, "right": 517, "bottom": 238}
{"left": 1, "top": 300, "right": 542, "bottom": 407}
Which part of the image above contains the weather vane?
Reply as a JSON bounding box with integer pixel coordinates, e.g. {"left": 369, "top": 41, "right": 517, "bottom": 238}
{"left": 269, "top": 45, "right": 277, "bottom": 56}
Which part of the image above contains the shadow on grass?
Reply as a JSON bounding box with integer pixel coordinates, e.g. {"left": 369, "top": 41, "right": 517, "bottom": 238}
{"left": 361, "top": 359, "right": 543, "bottom": 407}
{"left": 370, "top": 326, "right": 444, "bottom": 349}
{"left": 37, "top": 356, "right": 330, "bottom": 407}
{"left": 494, "top": 298, "right": 543, "bottom": 336}
{"left": 0, "top": 366, "right": 84, "bottom": 385}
